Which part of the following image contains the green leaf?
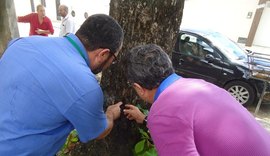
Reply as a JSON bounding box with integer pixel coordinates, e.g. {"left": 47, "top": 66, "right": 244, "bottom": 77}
{"left": 135, "top": 140, "right": 145, "bottom": 154}
{"left": 136, "top": 104, "right": 149, "bottom": 115}
{"left": 139, "top": 129, "right": 149, "bottom": 139}
{"left": 136, "top": 147, "right": 157, "bottom": 156}
{"left": 146, "top": 148, "right": 158, "bottom": 156}
{"left": 71, "top": 137, "right": 78, "bottom": 143}
{"left": 71, "top": 130, "right": 78, "bottom": 136}
{"left": 136, "top": 104, "right": 143, "bottom": 109}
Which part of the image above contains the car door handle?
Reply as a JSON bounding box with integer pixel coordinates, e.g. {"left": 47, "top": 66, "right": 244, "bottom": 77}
{"left": 179, "top": 59, "right": 184, "bottom": 65}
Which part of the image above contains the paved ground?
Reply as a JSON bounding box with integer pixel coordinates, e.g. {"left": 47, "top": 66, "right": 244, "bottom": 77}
{"left": 247, "top": 104, "right": 270, "bottom": 132}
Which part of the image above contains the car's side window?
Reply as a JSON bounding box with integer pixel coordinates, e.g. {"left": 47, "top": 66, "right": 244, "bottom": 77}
{"left": 179, "top": 34, "right": 204, "bottom": 58}
{"left": 198, "top": 40, "right": 222, "bottom": 59}
{"left": 179, "top": 33, "right": 222, "bottom": 60}
{"left": 197, "top": 40, "right": 213, "bottom": 57}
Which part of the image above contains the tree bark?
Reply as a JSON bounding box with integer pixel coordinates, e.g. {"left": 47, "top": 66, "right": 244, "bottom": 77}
{"left": 0, "top": 0, "right": 19, "bottom": 57}
{"left": 71, "top": 0, "right": 184, "bottom": 155}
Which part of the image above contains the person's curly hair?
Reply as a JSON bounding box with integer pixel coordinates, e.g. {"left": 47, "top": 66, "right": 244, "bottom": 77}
{"left": 125, "top": 44, "right": 174, "bottom": 89}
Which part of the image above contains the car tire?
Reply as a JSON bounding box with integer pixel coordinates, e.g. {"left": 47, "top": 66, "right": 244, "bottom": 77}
{"left": 224, "top": 81, "right": 255, "bottom": 105}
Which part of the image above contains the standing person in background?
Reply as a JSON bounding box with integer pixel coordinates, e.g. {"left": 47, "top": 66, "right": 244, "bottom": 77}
{"left": 17, "top": 4, "right": 54, "bottom": 36}
{"left": 58, "top": 4, "right": 76, "bottom": 37}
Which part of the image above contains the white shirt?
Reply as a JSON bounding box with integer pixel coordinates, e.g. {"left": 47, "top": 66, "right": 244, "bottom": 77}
{"left": 59, "top": 15, "right": 75, "bottom": 37}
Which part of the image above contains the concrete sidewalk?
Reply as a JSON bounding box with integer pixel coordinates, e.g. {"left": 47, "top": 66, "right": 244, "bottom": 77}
{"left": 256, "top": 118, "right": 270, "bottom": 132}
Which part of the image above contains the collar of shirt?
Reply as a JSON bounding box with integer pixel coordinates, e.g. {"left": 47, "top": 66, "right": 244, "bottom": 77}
{"left": 154, "top": 73, "right": 181, "bottom": 101}
{"left": 66, "top": 33, "right": 90, "bottom": 67}
{"left": 62, "top": 15, "right": 69, "bottom": 22}
{"left": 42, "top": 16, "right": 50, "bottom": 22}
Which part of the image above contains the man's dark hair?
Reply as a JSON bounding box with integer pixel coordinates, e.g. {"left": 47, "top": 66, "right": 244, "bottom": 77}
{"left": 125, "top": 44, "right": 174, "bottom": 90}
{"left": 75, "top": 14, "right": 124, "bottom": 54}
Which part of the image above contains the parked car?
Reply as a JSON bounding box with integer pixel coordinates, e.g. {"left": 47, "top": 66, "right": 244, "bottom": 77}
{"left": 172, "top": 28, "right": 270, "bottom": 105}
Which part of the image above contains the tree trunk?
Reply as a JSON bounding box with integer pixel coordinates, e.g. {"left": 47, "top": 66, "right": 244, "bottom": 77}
{"left": 71, "top": 0, "right": 184, "bottom": 155}
{"left": 0, "top": 0, "right": 19, "bottom": 57}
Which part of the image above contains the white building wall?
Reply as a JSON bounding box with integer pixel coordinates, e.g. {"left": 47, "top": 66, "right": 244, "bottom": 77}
{"left": 14, "top": 0, "right": 32, "bottom": 15}
{"left": 58, "top": 0, "right": 110, "bottom": 28}
{"left": 253, "top": 1, "right": 270, "bottom": 47}
{"left": 14, "top": 0, "right": 33, "bottom": 37}
{"left": 46, "top": 0, "right": 57, "bottom": 21}
{"left": 181, "top": 0, "right": 258, "bottom": 42}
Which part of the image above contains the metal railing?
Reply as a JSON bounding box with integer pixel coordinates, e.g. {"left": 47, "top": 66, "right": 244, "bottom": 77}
{"left": 247, "top": 51, "right": 270, "bottom": 115}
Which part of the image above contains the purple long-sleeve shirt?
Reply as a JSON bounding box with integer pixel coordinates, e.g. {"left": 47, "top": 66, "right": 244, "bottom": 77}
{"left": 148, "top": 77, "right": 270, "bottom": 156}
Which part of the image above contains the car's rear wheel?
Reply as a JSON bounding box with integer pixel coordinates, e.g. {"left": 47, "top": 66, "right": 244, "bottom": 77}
{"left": 224, "top": 81, "right": 255, "bottom": 105}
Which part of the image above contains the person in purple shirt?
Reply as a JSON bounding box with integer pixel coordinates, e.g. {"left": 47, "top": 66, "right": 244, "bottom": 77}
{"left": 123, "top": 44, "right": 270, "bottom": 156}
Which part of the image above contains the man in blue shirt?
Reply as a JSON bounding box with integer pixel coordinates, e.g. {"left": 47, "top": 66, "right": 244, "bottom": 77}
{"left": 0, "top": 14, "right": 124, "bottom": 155}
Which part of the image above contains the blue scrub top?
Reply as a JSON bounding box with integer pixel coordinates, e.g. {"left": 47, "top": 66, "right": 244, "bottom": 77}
{"left": 0, "top": 34, "right": 107, "bottom": 155}
{"left": 154, "top": 73, "right": 181, "bottom": 101}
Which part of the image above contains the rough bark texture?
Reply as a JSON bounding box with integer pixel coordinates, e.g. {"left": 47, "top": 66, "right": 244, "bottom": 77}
{"left": 0, "top": 0, "right": 19, "bottom": 57}
{"left": 71, "top": 0, "right": 184, "bottom": 155}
